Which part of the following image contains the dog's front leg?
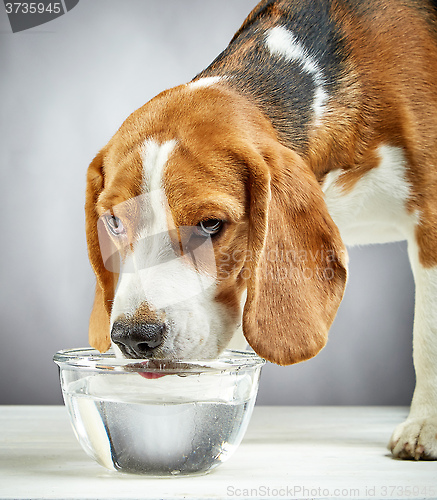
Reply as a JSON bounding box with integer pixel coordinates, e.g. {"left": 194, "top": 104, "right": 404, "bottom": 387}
{"left": 389, "top": 239, "right": 437, "bottom": 460}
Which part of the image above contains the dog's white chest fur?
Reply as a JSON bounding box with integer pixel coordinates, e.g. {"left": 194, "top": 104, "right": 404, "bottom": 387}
{"left": 321, "top": 145, "right": 418, "bottom": 246}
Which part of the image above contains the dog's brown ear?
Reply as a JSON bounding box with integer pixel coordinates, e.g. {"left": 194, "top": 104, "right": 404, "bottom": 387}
{"left": 242, "top": 142, "right": 347, "bottom": 365}
{"left": 85, "top": 149, "right": 113, "bottom": 353}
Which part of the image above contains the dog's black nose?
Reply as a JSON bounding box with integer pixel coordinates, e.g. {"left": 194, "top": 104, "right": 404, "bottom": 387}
{"left": 111, "top": 320, "right": 165, "bottom": 358}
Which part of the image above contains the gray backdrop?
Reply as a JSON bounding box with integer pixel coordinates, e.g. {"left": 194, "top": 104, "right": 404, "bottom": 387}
{"left": 0, "top": 0, "right": 415, "bottom": 405}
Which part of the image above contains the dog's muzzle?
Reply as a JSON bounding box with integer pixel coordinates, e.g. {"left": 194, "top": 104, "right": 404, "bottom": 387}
{"left": 111, "top": 320, "right": 165, "bottom": 358}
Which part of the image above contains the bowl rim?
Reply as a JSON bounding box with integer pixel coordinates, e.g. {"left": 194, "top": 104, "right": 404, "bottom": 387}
{"left": 53, "top": 347, "right": 265, "bottom": 373}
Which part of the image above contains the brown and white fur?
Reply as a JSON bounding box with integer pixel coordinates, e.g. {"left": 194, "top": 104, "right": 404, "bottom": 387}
{"left": 85, "top": 0, "right": 437, "bottom": 460}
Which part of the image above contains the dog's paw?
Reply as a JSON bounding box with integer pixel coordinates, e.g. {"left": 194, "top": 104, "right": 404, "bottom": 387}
{"left": 388, "top": 416, "right": 437, "bottom": 460}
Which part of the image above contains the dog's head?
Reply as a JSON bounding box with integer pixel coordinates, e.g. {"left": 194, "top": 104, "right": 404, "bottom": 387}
{"left": 85, "top": 82, "right": 347, "bottom": 365}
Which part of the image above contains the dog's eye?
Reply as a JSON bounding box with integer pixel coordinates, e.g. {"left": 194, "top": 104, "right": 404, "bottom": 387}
{"left": 105, "top": 215, "right": 125, "bottom": 236}
{"left": 197, "top": 219, "right": 223, "bottom": 237}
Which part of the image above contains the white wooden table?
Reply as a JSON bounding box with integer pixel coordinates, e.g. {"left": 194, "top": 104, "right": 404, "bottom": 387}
{"left": 0, "top": 406, "right": 436, "bottom": 499}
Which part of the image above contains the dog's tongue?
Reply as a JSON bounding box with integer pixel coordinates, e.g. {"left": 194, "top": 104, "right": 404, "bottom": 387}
{"left": 139, "top": 372, "right": 166, "bottom": 379}
{"left": 138, "top": 361, "right": 167, "bottom": 379}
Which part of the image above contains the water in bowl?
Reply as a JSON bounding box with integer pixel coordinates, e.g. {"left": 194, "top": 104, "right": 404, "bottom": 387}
{"left": 62, "top": 371, "right": 257, "bottom": 476}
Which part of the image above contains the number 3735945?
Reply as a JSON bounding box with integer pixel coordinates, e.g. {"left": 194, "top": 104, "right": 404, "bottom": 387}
{"left": 5, "top": 3, "right": 62, "bottom": 15}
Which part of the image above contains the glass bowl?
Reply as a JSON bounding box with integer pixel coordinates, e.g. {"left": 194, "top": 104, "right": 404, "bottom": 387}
{"left": 54, "top": 348, "right": 264, "bottom": 476}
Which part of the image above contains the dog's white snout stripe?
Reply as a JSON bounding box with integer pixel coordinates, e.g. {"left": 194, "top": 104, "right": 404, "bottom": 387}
{"left": 112, "top": 138, "right": 217, "bottom": 318}
{"left": 142, "top": 138, "right": 177, "bottom": 193}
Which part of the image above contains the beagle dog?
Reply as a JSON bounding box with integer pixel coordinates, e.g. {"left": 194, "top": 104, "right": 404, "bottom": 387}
{"left": 85, "top": 0, "right": 437, "bottom": 460}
